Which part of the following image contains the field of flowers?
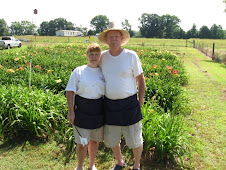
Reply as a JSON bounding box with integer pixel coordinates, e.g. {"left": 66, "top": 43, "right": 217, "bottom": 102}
{"left": 0, "top": 43, "right": 190, "bottom": 165}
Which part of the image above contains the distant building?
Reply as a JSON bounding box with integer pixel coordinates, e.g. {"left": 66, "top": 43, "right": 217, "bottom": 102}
{"left": 56, "top": 30, "right": 83, "bottom": 37}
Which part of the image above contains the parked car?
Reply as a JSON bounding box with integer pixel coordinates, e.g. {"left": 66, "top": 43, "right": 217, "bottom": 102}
{"left": 0, "top": 36, "right": 22, "bottom": 49}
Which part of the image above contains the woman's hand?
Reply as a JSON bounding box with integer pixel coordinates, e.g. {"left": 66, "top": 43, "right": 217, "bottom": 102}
{"left": 67, "top": 112, "right": 75, "bottom": 124}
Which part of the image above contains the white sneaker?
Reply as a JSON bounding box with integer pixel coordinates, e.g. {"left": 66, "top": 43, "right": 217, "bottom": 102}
{"left": 88, "top": 166, "right": 97, "bottom": 170}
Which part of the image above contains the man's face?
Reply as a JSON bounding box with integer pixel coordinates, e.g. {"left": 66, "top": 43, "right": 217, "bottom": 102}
{"left": 105, "top": 30, "right": 123, "bottom": 48}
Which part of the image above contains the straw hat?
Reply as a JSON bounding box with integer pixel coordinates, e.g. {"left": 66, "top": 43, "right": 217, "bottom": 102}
{"left": 98, "top": 21, "right": 130, "bottom": 46}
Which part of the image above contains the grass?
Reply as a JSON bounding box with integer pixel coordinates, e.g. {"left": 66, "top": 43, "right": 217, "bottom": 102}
{"left": 0, "top": 139, "right": 77, "bottom": 169}
{"left": 173, "top": 47, "right": 226, "bottom": 169}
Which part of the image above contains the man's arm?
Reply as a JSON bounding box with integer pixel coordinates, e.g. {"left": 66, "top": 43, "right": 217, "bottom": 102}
{"left": 136, "top": 73, "right": 146, "bottom": 107}
{"left": 66, "top": 91, "right": 75, "bottom": 124}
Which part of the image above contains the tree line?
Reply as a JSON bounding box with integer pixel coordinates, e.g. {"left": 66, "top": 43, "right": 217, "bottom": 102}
{"left": 0, "top": 13, "right": 225, "bottom": 39}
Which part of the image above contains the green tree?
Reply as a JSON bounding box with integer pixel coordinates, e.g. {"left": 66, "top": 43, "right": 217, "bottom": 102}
{"left": 186, "top": 24, "right": 199, "bottom": 38}
{"left": 210, "top": 24, "right": 225, "bottom": 39}
{"left": 10, "top": 21, "right": 36, "bottom": 35}
{"left": 0, "top": 18, "right": 9, "bottom": 36}
{"left": 38, "top": 21, "right": 50, "bottom": 36}
{"left": 121, "top": 19, "right": 134, "bottom": 37}
{"left": 47, "top": 18, "right": 75, "bottom": 36}
{"left": 199, "top": 25, "right": 211, "bottom": 38}
{"left": 139, "top": 13, "right": 163, "bottom": 38}
{"left": 10, "top": 21, "right": 23, "bottom": 35}
{"left": 87, "top": 29, "right": 95, "bottom": 36}
{"left": 90, "top": 15, "right": 109, "bottom": 33}
{"left": 75, "top": 25, "right": 88, "bottom": 36}
{"left": 173, "top": 27, "right": 186, "bottom": 39}
{"left": 21, "top": 21, "right": 36, "bottom": 35}
{"left": 161, "top": 14, "right": 181, "bottom": 38}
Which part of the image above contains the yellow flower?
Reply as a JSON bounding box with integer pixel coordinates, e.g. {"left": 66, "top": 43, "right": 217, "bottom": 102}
{"left": 150, "top": 109, "right": 154, "bottom": 113}
{"left": 0, "top": 64, "right": 3, "bottom": 68}
{"left": 55, "top": 79, "right": 62, "bottom": 83}
{"left": 47, "top": 70, "right": 52, "bottom": 74}
{"left": 7, "top": 69, "right": 15, "bottom": 73}
{"left": 14, "top": 58, "right": 20, "bottom": 61}
{"left": 155, "top": 73, "right": 159, "bottom": 76}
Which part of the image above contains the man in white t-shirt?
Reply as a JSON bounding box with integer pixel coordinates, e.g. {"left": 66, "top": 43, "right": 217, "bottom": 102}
{"left": 98, "top": 22, "right": 146, "bottom": 170}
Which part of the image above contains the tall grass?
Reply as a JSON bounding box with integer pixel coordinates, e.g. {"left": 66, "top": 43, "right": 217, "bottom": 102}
{"left": 0, "top": 85, "right": 68, "bottom": 140}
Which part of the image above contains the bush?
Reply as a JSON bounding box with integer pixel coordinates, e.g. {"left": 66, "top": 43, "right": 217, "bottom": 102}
{"left": 142, "top": 102, "right": 189, "bottom": 163}
{"left": 0, "top": 85, "right": 68, "bottom": 140}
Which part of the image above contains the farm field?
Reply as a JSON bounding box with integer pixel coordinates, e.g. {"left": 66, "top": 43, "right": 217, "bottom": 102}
{"left": 0, "top": 37, "right": 225, "bottom": 169}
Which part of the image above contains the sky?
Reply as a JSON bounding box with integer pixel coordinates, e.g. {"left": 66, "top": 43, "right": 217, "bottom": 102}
{"left": 1, "top": 0, "right": 226, "bottom": 32}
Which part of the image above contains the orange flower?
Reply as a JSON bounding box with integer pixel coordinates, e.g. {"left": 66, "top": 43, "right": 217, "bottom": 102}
{"left": 18, "top": 67, "right": 24, "bottom": 71}
{"left": 34, "top": 65, "right": 41, "bottom": 69}
{"left": 172, "top": 70, "right": 179, "bottom": 74}
{"left": 153, "top": 65, "right": 158, "bottom": 69}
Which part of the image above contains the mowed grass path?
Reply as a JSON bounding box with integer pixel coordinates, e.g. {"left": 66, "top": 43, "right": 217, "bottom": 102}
{"left": 176, "top": 47, "right": 226, "bottom": 169}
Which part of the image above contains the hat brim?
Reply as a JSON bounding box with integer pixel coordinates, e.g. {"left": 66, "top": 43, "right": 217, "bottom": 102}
{"left": 98, "top": 29, "right": 130, "bottom": 46}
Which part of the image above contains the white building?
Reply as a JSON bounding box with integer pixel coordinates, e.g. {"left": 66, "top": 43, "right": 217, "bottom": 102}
{"left": 56, "top": 30, "right": 83, "bottom": 37}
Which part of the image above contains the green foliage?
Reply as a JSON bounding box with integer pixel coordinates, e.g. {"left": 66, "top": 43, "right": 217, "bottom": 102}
{"left": 10, "top": 21, "right": 36, "bottom": 36}
{"left": 0, "top": 18, "right": 9, "bottom": 36}
{"left": 90, "top": 15, "right": 109, "bottom": 33}
{"left": 139, "top": 13, "right": 181, "bottom": 38}
{"left": 140, "top": 50, "right": 189, "bottom": 113}
{"left": 0, "top": 44, "right": 88, "bottom": 91}
{"left": 0, "top": 85, "right": 68, "bottom": 140}
{"left": 39, "top": 18, "right": 76, "bottom": 36}
{"left": 142, "top": 102, "right": 189, "bottom": 163}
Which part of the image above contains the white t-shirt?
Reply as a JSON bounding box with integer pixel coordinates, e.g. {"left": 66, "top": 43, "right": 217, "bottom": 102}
{"left": 65, "top": 65, "right": 105, "bottom": 99}
{"left": 100, "top": 49, "right": 143, "bottom": 100}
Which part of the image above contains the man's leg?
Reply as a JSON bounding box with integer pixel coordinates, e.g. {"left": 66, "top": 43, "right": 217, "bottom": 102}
{"left": 111, "top": 144, "right": 125, "bottom": 166}
{"left": 132, "top": 144, "right": 143, "bottom": 169}
{"left": 88, "top": 139, "right": 98, "bottom": 169}
{"left": 76, "top": 144, "right": 88, "bottom": 170}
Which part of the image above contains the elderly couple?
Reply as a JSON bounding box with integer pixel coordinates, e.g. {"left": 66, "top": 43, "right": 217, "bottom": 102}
{"left": 66, "top": 22, "right": 146, "bottom": 170}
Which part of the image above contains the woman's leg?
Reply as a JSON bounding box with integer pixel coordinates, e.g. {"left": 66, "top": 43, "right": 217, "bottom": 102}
{"left": 88, "top": 139, "right": 98, "bottom": 169}
{"left": 76, "top": 144, "right": 88, "bottom": 170}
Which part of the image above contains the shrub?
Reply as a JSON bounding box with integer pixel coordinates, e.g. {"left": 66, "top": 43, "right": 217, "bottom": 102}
{"left": 0, "top": 85, "right": 68, "bottom": 140}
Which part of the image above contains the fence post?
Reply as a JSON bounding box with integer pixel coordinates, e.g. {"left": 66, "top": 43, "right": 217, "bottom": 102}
{"left": 212, "top": 43, "right": 215, "bottom": 59}
{"left": 186, "top": 39, "right": 187, "bottom": 47}
{"left": 193, "top": 40, "right": 195, "bottom": 48}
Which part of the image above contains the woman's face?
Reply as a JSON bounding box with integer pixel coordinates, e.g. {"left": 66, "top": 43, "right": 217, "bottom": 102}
{"left": 87, "top": 51, "right": 101, "bottom": 68}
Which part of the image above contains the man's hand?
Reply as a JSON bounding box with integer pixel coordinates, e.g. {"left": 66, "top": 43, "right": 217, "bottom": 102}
{"left": 136, "top": 73, "right": 146, "bottom": 107}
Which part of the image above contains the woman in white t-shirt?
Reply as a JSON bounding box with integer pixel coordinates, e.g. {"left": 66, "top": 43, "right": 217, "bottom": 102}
{"left": 66, "top": 43, "right": 105, "bottom": 170}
